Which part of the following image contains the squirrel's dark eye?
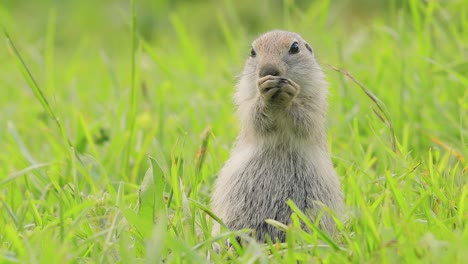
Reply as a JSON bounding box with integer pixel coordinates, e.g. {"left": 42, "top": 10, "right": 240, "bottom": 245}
{"left": 250, "top": 47, "right": 256, "bottom": 57}
{"left": 289, "top": 41, "right": 300, "bottom": 54}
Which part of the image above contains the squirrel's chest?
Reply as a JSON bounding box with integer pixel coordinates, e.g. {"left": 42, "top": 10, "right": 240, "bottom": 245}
{"left": 229, "top": 149, "right": 315, "bottom": 197}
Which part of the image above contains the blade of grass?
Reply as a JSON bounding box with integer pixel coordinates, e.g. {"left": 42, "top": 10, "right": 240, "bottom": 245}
{"left": 286, "top": 200, "right": 340, "bottom": 251}
{"left": 194, "top": 126, "right": 211, "bottom": 175}
{"left": 27, "top": 194, "right": 43, "bottom": 228}
{"left": 45, "top": 7, "right": 56, "bottom": 93}
{"left": 3, "top": 26, "right": 73, "bottom": 153}
{"left": 0, "top": 162, "right": 54, "bottom": 187}
{"left": 189, "top": 198, "right": 227, "bottom": 229}
{"left": 4, "top": 225, "right": 26, "bottom": 257}
{"left": 328, "top": 64, "right": 397, "bottom": 156}
{"left": 122, "top": 0, "right": 138, "bottom": 178}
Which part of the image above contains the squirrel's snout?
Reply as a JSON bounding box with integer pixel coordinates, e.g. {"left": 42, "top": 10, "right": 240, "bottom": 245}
{"left": 258, "top": 64, "right": 282, "bottom": 78}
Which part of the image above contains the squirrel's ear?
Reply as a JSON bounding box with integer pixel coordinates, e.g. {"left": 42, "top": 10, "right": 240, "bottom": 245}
{"left": 305, "top": 43, "right": 313, "bottom": 54}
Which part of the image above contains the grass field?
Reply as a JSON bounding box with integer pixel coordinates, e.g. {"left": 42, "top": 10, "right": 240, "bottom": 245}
{"left": 1, "top": 0, "right": 467, "bottom": 263}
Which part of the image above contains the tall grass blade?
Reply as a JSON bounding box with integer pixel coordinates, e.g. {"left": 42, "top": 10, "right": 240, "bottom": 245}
{"left": 286, "top": 200, "right": 340, "bottom": 251}
{"left": 328, "top": 65, "right": 397, "bottom": 153}
{"left": 3, "top": 27, "right": 73, "bottom": 152}
{"left": 122, "top": 0, "right": 138, "bottom": 176}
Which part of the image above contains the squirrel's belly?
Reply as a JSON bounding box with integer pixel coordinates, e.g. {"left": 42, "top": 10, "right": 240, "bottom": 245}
{"left": 213, "top": 144, "right": 341, "bottom": 241}
{"left": 221, "top": 148, "right": 317, "bottom": 229}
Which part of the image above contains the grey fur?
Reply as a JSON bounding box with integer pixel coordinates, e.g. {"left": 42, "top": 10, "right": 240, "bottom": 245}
{"left": 212, "top": 30, "right": 344, "bottom": 242}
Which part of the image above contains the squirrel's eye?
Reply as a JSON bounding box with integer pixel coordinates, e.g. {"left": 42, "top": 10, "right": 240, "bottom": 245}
{"left": 289, "top": 41, "right": 300, "bottom": 54}
{"left": 250, "top": 47, "right": 256, "bottom": 57}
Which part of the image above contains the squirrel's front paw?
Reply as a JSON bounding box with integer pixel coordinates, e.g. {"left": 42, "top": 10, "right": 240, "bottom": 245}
{"left": 257, "top": 76, "right": 300, "bottom": 107}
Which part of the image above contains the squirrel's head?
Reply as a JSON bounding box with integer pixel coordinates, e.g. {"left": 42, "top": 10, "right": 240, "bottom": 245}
{"left": 235, "top": 30, "right": 327, "bottom": 105}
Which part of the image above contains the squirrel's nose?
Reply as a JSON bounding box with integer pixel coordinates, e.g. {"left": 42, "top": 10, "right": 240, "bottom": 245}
{"left": 259, "top": 64, "right": 281, "bottom": 78}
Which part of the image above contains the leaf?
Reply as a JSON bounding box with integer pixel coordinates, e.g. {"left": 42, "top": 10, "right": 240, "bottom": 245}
{"left": 122, "top": 208, "right": 152, "bottom": 240}
{"left": 131, "top": 157, "right": 166, "bottom": 238}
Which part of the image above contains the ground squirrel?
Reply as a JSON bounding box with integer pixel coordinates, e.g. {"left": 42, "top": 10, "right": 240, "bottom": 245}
{"left": 212, "top": 30, "right": 344, "bottom": 242}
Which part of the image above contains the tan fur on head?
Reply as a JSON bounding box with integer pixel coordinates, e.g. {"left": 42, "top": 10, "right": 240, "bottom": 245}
{"left": 235, "top": 30, "right": 327, "bottom": 111}
{"left": 212, "top": 30, "right": 343, "bottom": 242}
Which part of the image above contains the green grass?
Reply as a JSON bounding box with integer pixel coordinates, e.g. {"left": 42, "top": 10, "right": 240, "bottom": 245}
{"left": 1, "top": 0, "right": 467, "bottom": 263}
